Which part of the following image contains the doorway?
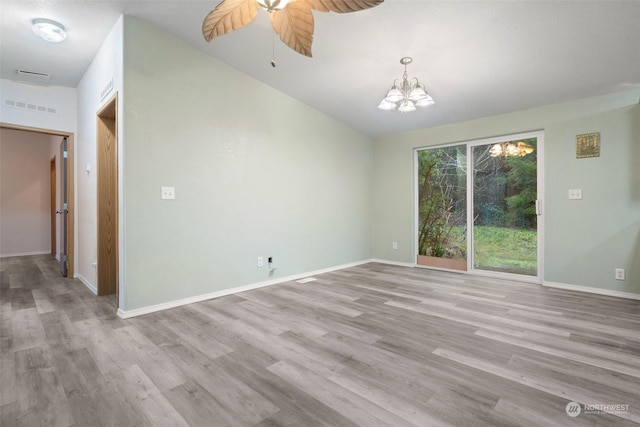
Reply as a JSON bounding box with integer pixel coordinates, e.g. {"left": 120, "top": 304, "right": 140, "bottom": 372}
{"left": 96, "top": 95, "right": 118, "bottom": 299}
{"left": 0, "top": 123, "right": 75, "bottom": 277}
{"left": 416, "top": 131, "right": 544, "bottom": 282}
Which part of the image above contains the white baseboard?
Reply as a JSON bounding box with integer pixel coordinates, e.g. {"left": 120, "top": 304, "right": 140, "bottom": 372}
{"left": 544, "top": 281, "right": 640, "bottom": 301}
{"left": 370, "top": 258, "right": 416, "bottom": 268}
{"left": 0, "top": 250, "right": 51, "bottom": 258}
{"left": 77, "top": 274, "right": 97, "bottom": 295}
{"left": 117, "top": 259, "right": 373, "bottom": 319}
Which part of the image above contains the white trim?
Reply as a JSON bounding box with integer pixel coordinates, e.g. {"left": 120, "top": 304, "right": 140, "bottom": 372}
{"left": 0, "top": 250, "right": 51, "bottom": 258}
{"left": 370, "top": 258, "right": 415, "bottom": 268}
{"left": 117, "top": 259, "right": 373, "bottom": 319}
{"left": 470, "top": 267, "right": 542, "bottom": 284}
{"left": 544, "top": 281, "right": 640, "bottom": 301}
{"left": 77, "top": 274, "right": 97, "bottom": 295}
{"left": 414, "top": 263, "right": 468, "bottom": 275}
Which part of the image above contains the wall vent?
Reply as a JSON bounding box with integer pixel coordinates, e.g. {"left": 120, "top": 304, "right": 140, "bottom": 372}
{"left": 16, "top": 69, "right": 51, "bottom": 85}
{"left": 4, "top": 98, "right": 57, "bottom": 115}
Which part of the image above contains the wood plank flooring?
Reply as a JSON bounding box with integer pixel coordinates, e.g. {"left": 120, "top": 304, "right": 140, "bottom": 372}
{"left": 1, "top": 255, "right": 639, "bottom": 426}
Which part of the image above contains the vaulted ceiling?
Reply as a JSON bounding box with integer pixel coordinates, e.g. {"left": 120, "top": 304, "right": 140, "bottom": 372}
{"left": 1, "top": 0, "right": 639, "bottom": 137}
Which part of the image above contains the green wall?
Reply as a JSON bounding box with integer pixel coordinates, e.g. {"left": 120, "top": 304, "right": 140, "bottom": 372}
{"left": 122, "top": 17, "right": 373, "bottom": 311}
{"left": 373, "top": 90, "right": 640, "bottom": 294}
{"left": 120, "top": 16, "right": 638, "bottom": 312}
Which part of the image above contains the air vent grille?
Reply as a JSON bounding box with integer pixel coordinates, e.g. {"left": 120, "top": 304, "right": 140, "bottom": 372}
{"left": 16, "top": 69, "right": 51, "bottom": 85}
{"left": 3, "top": 98, "right": 57, "bottom": 115}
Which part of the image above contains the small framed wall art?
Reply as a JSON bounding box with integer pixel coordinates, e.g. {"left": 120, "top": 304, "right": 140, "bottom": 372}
{"left": 576, "top": 132, "right": 600, "bottom": 159}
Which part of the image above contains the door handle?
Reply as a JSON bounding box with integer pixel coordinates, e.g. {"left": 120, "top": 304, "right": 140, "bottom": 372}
{"left": 56, "top": 210, "right": 63, "bottom": 214}
{"left": 535, "top": 200, "right": 542, "bottom": 215}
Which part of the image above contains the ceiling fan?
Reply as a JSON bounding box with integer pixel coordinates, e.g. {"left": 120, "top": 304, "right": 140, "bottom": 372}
{"left": 202, "top": 0, "right": 384, "bottom": 58}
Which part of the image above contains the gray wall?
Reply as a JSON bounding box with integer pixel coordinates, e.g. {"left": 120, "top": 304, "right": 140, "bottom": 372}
{"left": 373, "top": 90, "right": 640, "bottom": 294}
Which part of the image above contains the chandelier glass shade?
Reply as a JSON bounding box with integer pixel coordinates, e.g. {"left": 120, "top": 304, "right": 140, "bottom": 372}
{"left": 378, "top": 57, "right": 434, "bottom": 112}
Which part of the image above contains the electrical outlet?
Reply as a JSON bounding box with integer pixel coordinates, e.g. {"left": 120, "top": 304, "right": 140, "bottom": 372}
{"left": 392, "top": 242, "right": 398, "bottom": 250}
{"left": 257, "top": 257, "right": 264, "bottom": 268}
{"left": 568, "top": 189, "right": 582, "bottom": 200}
{"left": 615, "top": 268, "right": 625, "bottom": 281}
{"left": 161, "top": 186, "right": 175, "bottom": 200}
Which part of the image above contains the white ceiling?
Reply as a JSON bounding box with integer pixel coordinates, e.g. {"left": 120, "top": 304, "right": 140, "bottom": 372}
{"left": 1, "top": 0, "right": 639, "bottom": 137}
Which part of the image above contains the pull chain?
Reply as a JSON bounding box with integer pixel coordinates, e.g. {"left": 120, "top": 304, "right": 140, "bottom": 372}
{"left": 271, "top": 32, "right": 276, "bottom": 68}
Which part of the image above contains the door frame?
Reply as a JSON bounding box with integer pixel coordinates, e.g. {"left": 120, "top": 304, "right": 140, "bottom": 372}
{"left": 414, "top": 130, "right": 544, "bottom": 284}
{"left": 1, "top": 123, "right": 75, "bottom": 277}
{"left": 466, "top": 131, "right": 545, "bottom": 283}
{"left": 96, "top": 94, "right": 119, "bottom": 299}
{"left": 50, "top": 157, "right": 56, "bottom": 256}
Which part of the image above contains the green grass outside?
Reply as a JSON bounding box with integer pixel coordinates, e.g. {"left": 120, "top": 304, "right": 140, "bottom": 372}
{"left": 446, "top": 225, "right": 537, "bottom": 275}
{"left": 474, "top": 226, "right": 537, "bottom": 275}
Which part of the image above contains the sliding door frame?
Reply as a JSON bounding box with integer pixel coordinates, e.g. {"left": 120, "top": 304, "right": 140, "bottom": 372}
{"left": 414, "top": 130, "right": 545, "bottom": 284}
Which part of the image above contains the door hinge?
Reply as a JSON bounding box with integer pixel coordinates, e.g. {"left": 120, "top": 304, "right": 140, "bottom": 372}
{"left": 535, "top": 200, "right": 542, "bottom": 215}
{"left": 63, "top": 150, "right": 68, "bottom": 159}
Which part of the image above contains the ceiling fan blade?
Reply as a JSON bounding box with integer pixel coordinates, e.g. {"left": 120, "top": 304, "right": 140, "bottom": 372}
{"left": 304, "top": 0, "right": 384, "bottom": 13}
{"left": 202, "top": 0, "right": 259, "bottom": 42}
{"left": 270, "top": 2, "right": 315, "bottom": 57}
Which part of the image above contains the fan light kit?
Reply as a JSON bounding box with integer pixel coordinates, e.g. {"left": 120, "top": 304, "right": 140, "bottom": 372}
{"left": 32, "top": 18, "right": 67, "bottom": 43}
{"left": 378, "top": 57, "right": 434, "bottom": 113}
{"left": 202, "top": 0, "right": 384, "bottom": 58}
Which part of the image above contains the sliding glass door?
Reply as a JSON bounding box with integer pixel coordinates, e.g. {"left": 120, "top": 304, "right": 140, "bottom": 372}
{"left": 416, "top": 131, "right": 543, "bottom": 281}
{"left": 471, "top": 135, "right": 540, "bottom": 276}
{"left": 416, "top": 145, "right": 467, "bottom": 271}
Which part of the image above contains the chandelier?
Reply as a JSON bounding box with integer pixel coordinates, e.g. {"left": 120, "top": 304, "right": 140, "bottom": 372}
{"left": 489, "top": 141, "right": 535, "bottom": 157}
{"left": 378, "top": 57, "right": 434, "bottom": 113}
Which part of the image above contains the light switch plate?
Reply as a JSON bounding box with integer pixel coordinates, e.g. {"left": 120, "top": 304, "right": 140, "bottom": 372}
{"left": 568, "top": 189, "right": 582, "bottom": 200}
{"left": 161, "top": 186, "right": 175, "bottom": 200}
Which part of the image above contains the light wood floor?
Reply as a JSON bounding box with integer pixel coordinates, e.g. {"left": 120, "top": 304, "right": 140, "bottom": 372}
{"left": 1, "top": 255, "right": 639, "bottom": 426}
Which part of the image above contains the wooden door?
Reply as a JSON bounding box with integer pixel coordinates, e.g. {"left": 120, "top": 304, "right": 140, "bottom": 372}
{"left": 97, "top": 95, "right": 118, "bottom": 297}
